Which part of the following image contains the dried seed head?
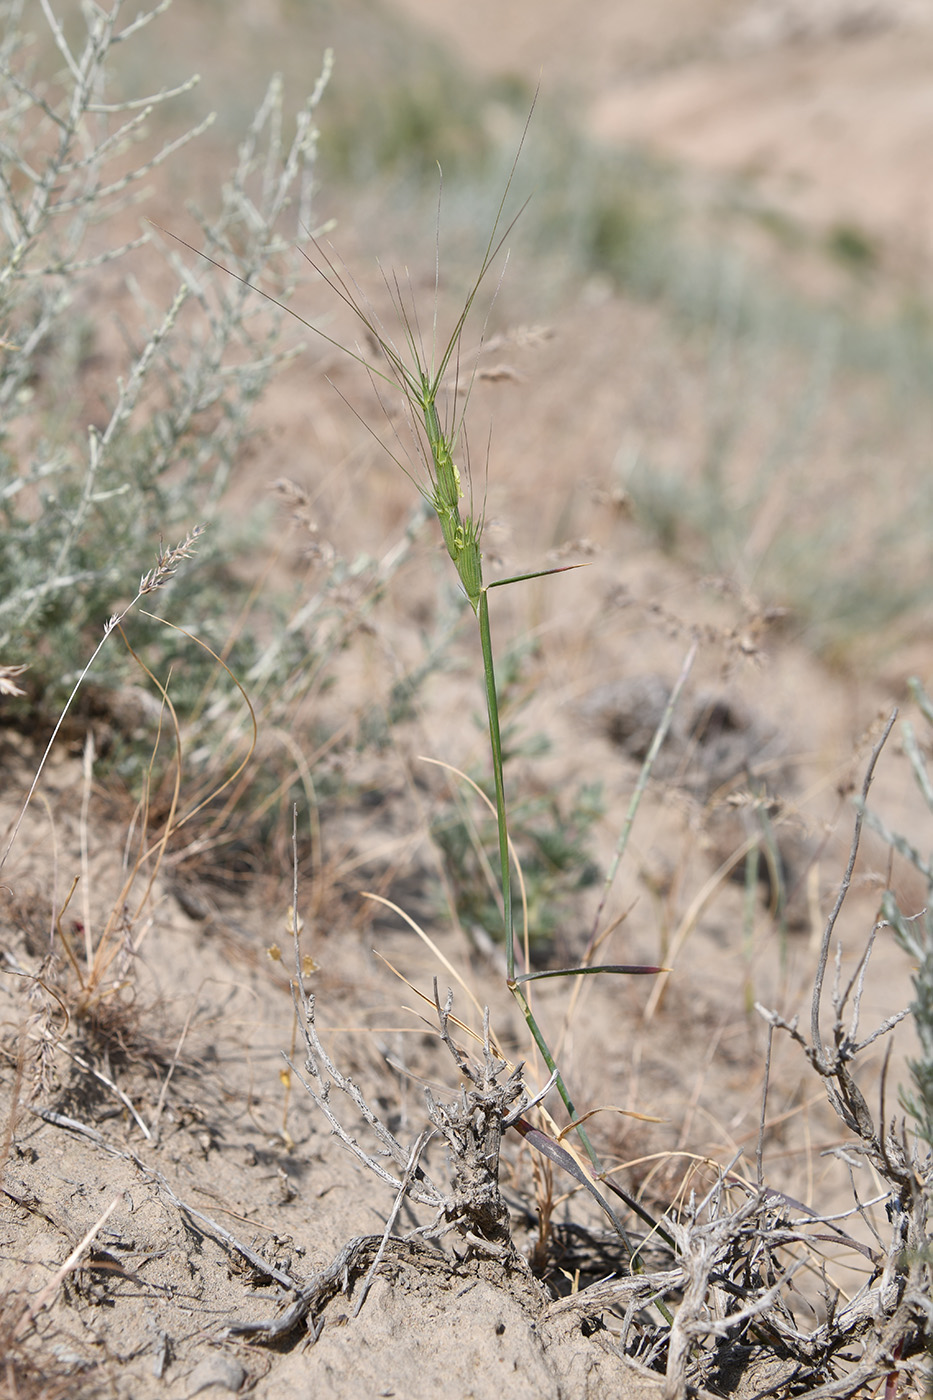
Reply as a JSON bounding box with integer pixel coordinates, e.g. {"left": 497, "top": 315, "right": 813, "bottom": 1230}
{"left": 0, "top": 663, "right": 27, "bottom": 697}
{"left": 138, "top": 524, "right": 206, "bottom": 595}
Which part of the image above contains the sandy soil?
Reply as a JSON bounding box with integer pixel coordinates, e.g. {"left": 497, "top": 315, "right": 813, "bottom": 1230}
{"left": 2, "top": 2, "right": 931, "bottom": 1397}
{"left": 392, "top": 0, "right": 933, "bottom": 268}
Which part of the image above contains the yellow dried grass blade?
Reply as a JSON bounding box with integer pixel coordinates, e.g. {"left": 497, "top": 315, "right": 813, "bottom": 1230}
{"left": 361, "top": 891, "right": 484, "bottom": 1023}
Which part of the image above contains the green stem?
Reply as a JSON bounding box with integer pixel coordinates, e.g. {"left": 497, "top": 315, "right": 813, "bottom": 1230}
{"left": 477, "top": 587, "right": 607, "bottom": 1178}
{"left": 478, "top": 587, "right": 513, "bottom": 979}
{"left": 509, "top": 983, "right": 599, "bottom": 1160}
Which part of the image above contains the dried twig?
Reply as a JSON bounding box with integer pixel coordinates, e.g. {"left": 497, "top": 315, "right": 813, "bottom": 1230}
{"left": 811, "top": 711, "right": 896, "bottom": 1068}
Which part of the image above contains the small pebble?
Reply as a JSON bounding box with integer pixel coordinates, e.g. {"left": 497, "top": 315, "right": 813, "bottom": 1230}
{"left": 185, "top": 1356, "right": 246, "bottom": 1396}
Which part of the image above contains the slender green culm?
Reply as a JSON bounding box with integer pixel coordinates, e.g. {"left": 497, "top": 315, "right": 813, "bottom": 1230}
{"left": 165, "top": 98, "right": 676, "bottom": 1253}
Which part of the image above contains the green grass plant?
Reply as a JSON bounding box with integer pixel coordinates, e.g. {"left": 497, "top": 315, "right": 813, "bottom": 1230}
{"left": 304, "top": 196, "right": 662, "bottom": 1218}
{"left": 165, "top": 107, "right": 678, "bottom": 1239}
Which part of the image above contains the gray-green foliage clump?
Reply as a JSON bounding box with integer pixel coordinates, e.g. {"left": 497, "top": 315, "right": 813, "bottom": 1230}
{"left": 874, "top": 679, "right": 933, "bottom": 1153}
{"left": 897, "top": 896, "right": 933, "bottom": 1152}
{"left": 0, "top": 0, "right": 330, "bottom": 713}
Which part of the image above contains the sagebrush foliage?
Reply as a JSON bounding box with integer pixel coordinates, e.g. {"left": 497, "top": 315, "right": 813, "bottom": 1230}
{"left": 0, "top": 0, "right": 330, "bottom": 715}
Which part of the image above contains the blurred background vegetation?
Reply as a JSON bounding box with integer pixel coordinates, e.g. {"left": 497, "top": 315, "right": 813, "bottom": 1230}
{"left": 3, "top": 0, "right": 932, "bottom": 899}
{"left": 97, "top": 1, "right": 933, "bottom": 667}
